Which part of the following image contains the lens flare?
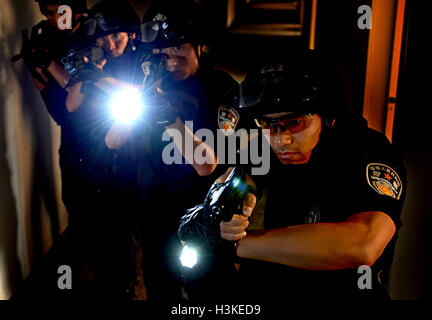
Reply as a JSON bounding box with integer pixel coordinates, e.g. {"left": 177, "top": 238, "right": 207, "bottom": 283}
{"left": 231, "top": 177, "right": 241, "bottom": 188}
{"left": 180, "top": 245, "right": 198, "bottom": 268}
{"left": 109, "top": 88, "right": 144, "bottom": 124}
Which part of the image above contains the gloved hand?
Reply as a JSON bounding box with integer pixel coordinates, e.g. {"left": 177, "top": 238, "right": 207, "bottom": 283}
{"left": 145, "top": 90, "right": 199, "bottom": 126}
{"left": 178, "top": 181, "right": 240, "bottom": 254}
{"left": 74, "top": 62, "right": 106, "bottom": 83}
{"left": 178, "top": 167, "right": 256, "bottom": 258}
{"left": 63, "top": 46, "right": 105, "bottom": 78}
{"left": 178, "top": 203, "right": 222, "bottom": 250}
{"left": 67, "top": 57, "right": 108, "bottom": 88}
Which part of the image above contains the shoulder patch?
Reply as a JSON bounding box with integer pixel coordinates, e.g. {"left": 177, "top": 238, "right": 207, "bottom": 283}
{"left": 366, "top": 163, "right": 403, "bottom": 200}
{"left": 218, "top": 105, "right": 240, "bottom": 136}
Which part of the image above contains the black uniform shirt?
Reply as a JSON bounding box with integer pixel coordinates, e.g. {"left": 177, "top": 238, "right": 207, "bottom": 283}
{"left": 61, "top": 43, "right": 151, "bottom": 221}
{"left": 239, "top": 113, "right": 407, "bottom": 300}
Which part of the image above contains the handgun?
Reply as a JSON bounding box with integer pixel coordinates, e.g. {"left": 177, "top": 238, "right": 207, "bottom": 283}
{"left": 206, "top": 167, "right": 257, "bottom": 224}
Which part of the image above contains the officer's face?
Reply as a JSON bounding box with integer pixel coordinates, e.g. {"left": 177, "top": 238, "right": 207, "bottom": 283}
{"left": 263, "top": 112, "right": 322, "bottom": 165}
{"left": 45, "top": 4, "right": 64, "bottom": 30}
{"left": 96, "top": 32, "right": 132, "bottom": 58}
{"left": 156, "top": 43, "right": 199, "bottom": 81}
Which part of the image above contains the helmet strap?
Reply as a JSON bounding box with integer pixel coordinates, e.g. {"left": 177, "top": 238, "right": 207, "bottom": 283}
{"left": 319, "top": 113, "right": 335, "bottom": 130}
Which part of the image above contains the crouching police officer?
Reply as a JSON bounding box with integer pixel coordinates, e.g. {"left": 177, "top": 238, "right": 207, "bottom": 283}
{"left": 182, "top": 53, "right": 407, "bottom": 301}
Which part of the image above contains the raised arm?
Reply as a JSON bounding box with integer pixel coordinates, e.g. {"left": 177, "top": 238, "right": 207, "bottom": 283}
{"left": 164, "top": 117, "right": 218, "bottom": 176}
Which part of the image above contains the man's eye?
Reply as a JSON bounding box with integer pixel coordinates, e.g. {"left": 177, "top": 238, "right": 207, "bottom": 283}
{"left": 173, "top": 46, "right": 181, "bottom": 52}
{"left": 282, "top": 120, "right": 301, "bottom": 130}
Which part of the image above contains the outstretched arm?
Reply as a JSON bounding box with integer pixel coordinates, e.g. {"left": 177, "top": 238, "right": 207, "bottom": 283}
{"left": 222, "top": 209, "right": 396, "bottom": 271}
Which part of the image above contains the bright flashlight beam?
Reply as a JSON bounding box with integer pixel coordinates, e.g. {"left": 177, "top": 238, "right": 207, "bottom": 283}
{"left": 180, "top": 245, "right": 198, "bottom": 268}
{"left": 109, "top": 88, "right": 144, "bottom": 124}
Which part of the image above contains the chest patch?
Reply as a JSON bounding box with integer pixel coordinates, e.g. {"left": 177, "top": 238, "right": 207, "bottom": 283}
{"left": 366, "top": 163, "right": 403, "bottom": 200}
{"left": 218, "top": 105, "right": 240, "bottom": 135}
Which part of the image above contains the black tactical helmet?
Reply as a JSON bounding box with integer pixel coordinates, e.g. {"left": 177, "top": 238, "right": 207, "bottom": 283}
{"left": 84, "top": 0, "right": 140, "bottom": 38}
{"left": 239, "top": 51, "right": 349, "bottom": 123}
{"left": 141, "top": 0, "right": 204, "bottom": 48}
{"left": 35, "top": 0, "right": 88, "bottom": 15}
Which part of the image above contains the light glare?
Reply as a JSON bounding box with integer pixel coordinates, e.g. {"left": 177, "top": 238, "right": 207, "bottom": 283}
{"left": 180, "top": 245, "right": 198, "bottom": 268}
{"left": 109, "top": 88, "right": 143, "bottom": 124}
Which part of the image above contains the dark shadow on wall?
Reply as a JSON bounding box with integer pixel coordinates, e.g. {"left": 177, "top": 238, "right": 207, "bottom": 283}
{"left": 0, "top": 68, "right": 22, "bottom": 298}
{"left": 0, "top": 1, "right": 27, "bottom": 299}
{"left": 5, "top": 0, "right": 61, "bottom": 277}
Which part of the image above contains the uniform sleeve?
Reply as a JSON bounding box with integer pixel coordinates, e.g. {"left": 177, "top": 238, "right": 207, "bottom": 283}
{"left": 350, "top": 129, "right": 407, "bottom": 230}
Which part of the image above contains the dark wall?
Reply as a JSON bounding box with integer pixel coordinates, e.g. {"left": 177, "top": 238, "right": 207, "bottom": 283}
{"left": 315, "top": 0, "right": 371, "bottom": 115}
{"left": 390, "top": 0, "right": 432, "bottom": 299}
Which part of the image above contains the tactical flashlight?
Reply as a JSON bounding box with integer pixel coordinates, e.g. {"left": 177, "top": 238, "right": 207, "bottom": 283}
{"left": 179, "top": 244, "right": 198, "bottom": 268}
{"left": 109, "top": 87, "right": 144, "bottom": 124}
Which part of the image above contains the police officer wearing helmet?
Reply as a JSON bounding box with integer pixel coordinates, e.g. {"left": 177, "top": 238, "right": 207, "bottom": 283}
{"left": 61, "top": 0, "right": 149, "bottom": 299}
{"left": 134, "top": 0, "right": 239, "bottom": 301}
{"left": 66, "top": 0, "right": 148, "bottom": 110}
{"left": 141, "top": 0, "right": 239, "bottom": 132}
{"left": 216, "top": 52, "right": 407, "bottom": 301}
{"left": 87, "top": 0, "right": 140, "bottom": 58}
{"left": 14, "top": 0, "right": 87, "bottom": 116}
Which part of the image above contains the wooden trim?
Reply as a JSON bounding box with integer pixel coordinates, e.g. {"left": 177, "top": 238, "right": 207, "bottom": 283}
{"left": 227, "top": 0, "right": 236, "bottom": 28}
{"left": 308, "top": 0, "right": 318, "bottom": 50}
{"left": 363, "top": 0, "right": 397, "bottom": 133}
{"left": 385, "top": 0, "right": 406, "bottom": 142}
{"left": 250, "top": 2, "right": 298, "bottom": 10}
{"left": 300, "top": 0, "right": 305, "bottom": 31}
{"left": 230, "top": 23, "right": 302, "bottom": 36}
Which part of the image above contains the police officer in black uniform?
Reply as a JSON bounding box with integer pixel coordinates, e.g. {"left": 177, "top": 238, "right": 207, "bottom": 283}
{"left": 13, "top": 0, "right": 87, "bottom": 202}
{"left": 12, "top": 0, "right": 87, "bottom": 94}
{"left": 217, "top": 53, "right": 407, "bottom": 300}
{"left": 135, "top": 0, "right": 239, "bottom": 301}
{"left": 63, "top": 0, "right": 147, "bottom": 299}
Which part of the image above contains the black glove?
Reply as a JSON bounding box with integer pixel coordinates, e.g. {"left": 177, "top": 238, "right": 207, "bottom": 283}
{"left": 178, "top": 204, "right": 221, "bottom": 250}
{"left": 62, "top": 47, "right": 105, "bottom": 84}
{"left": 145, "top": 90, "right": 199, "bottom": 127}
{"left": 178, "top": 182, "right": 237, "bottom": 255}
